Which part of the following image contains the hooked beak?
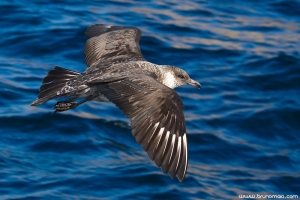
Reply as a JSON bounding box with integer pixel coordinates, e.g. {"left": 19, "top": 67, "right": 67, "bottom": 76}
{"left": 187, "top": 79, "right": 201, "bottom": 88}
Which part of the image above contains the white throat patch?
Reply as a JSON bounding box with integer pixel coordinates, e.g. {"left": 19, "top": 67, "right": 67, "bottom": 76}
{"left": 163, "top": 72, "right": 177, "bottom": 89}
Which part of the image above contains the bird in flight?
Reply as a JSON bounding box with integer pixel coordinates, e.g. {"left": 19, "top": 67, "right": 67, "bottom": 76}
{"left": 31, "top": 24, "right": 201, "bottom": 182}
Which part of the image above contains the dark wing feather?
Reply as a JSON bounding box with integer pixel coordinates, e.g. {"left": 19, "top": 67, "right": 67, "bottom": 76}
{"left": 84, "top": 24, "right": 145, "bottom": 73}
{"left": 94, "top": 75, "right": 188, "bottom": 182}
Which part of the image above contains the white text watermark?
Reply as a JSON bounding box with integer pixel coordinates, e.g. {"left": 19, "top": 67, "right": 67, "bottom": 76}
{"left": 239, "top": 194, "right": 298, "bottom": 199}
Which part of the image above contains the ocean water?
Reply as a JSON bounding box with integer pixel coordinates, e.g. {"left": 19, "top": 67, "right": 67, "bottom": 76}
{"left": 0, "top": 0, "right": 299, "bottom": 199}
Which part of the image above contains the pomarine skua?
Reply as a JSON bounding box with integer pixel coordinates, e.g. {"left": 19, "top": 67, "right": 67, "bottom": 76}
{"left": 31, "top": 24, "right": 201, "bottom": 182}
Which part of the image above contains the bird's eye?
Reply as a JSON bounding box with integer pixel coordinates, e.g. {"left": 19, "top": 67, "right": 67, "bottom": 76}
{"left": 177, "top": 74, "right": 184, "bottom": 79}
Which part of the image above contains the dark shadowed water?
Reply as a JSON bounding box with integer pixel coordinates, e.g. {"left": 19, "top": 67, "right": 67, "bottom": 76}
{"left": 0, "top": 0, "right": 299, "bottom": 199}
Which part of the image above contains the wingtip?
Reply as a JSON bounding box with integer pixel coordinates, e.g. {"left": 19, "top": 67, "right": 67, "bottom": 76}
{"left": 169, "top": 171, "right": 185, "bottom": 182}
{"left": 85, "top": 24, "right": 113, "bottom": 38}
{"left": 178, "top": 177, "right": 184, "bottom": 182}
{"left": 177, "top": 172, "right": 186, "bottom": 182}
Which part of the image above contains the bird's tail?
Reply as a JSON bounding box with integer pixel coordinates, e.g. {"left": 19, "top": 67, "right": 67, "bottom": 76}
{"left": 31, "top": 66, "right": 81, "bottom": 106}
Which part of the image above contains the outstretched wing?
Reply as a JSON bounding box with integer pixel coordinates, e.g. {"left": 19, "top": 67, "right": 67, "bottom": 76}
{"left": 84, "top": 24, "right": 146, "bottom": 73}
{"left": 93, "top": 75, "right": 188, "bottom": 182}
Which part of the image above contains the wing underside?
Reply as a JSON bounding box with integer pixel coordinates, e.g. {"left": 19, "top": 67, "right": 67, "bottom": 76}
{"left": 92, "top": 75, "right": 188, "bottom": 181}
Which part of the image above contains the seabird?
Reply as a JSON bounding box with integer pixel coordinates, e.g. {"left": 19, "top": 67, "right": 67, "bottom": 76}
{"left": 31, "top": 24, "right": 201, "bottom": 182}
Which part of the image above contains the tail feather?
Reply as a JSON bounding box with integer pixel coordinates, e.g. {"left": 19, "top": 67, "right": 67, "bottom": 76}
{"left": 38, "top": 83, "right": 66, "bottom": 99}
{"left": 31, "top": 66, "right": 81, "bottom": 106}
{"left": 42, "top": 67, "right": 79, "bottom": 84}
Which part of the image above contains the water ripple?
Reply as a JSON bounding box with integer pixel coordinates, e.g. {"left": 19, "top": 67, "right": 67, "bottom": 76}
{"left": 0, "top": 0, "right": 299, "bottom": 199}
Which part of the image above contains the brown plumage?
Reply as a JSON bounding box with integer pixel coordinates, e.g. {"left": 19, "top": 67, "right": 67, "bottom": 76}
{"left": 31, "top": 24, "right": 201, "bottom": 182}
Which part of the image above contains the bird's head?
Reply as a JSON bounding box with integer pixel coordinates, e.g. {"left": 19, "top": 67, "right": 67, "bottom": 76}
{"left": 159, "top": 66, "right": 201, "bottom": 89}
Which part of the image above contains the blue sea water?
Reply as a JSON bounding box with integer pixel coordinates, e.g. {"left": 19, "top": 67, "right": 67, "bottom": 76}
{"left": 0, "top": 0, "right": 299, "bottom": 199}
